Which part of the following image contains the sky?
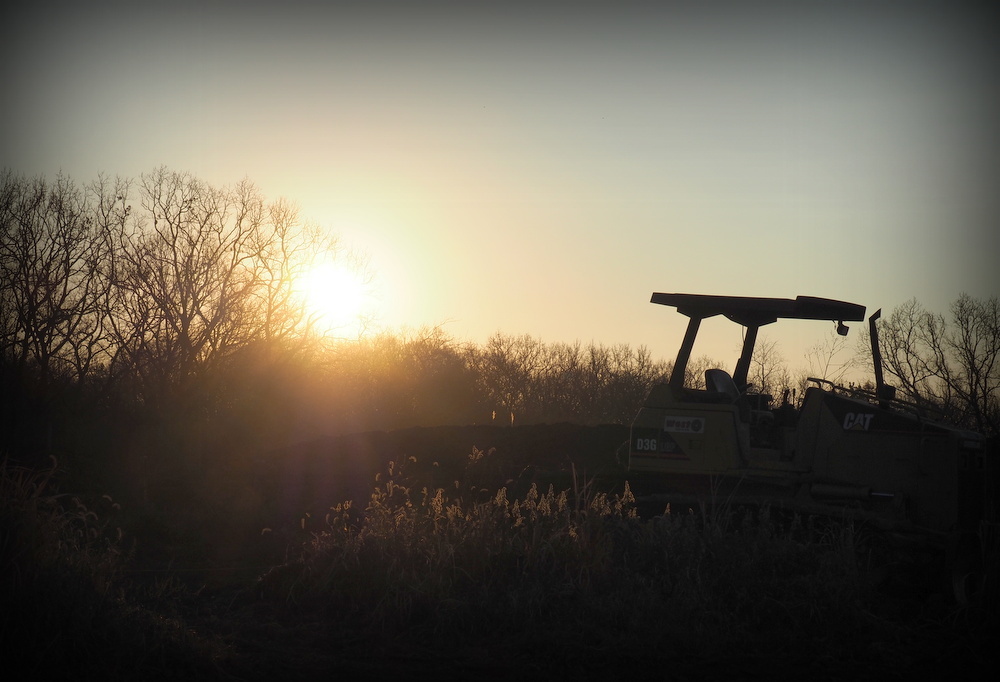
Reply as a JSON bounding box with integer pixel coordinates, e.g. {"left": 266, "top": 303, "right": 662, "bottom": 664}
{"left": 3, "top": 0, "right": 998, "bottom": 375}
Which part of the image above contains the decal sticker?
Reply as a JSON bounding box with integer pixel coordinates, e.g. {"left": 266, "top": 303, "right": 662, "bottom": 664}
{"left": 632, "top": 429, "right": 688, "bottom": 459}
{"left": 842, "top": 412, "right": 874, "bottom": 431}
{"left": 662, "top": 416, "right": 705, "bottom": 434}
{"left": 634, "top": 438, "right": 658, "bottom": 452}
{"left": 823, "top": 393, "right": 945, "bottom": 434}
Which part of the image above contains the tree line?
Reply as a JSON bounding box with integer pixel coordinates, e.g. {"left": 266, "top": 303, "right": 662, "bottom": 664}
{"left": 860, "top": 295, "right": 999, "bottom": 437}
{"left": 2, "top": 168, "right": 997, "bottom": 477}
{"left": 0, "top": 169, "right": 676, "bottom": 467}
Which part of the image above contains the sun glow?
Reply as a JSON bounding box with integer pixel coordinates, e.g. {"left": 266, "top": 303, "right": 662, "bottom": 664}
{"left": 297, "top": 261, "right": 375, "bottom": 338}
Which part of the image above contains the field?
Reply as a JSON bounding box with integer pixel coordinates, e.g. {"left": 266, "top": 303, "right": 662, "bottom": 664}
{"left": 3, "top": 424, "right": 998, "bottom": 680}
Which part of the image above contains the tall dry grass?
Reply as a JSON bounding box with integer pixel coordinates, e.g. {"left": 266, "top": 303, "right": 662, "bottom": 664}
{"left": 258, "top": 452, "right": 877, "bottom": 663}
{"left": 0, "top": 456, "right": 225, "bottom": 678}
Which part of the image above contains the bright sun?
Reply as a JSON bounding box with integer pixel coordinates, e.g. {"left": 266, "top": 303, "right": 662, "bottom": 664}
{"left": 297, "top": 261, "right": 374, "bottom": 337}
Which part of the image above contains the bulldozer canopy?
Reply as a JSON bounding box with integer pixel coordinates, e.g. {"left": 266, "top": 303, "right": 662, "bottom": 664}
{"left": 650, "top": 293, "right": 865, "bottom": 327}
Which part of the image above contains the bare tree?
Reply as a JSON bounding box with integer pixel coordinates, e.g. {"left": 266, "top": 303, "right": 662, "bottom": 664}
{"left": 0, "top": 171, "right": 115, "bottom": 388}
{"left": 533, "top": 341, "right": 586, "bottom": 421}
{"left": 465, "top": 335, "right": 670, "bottom": 426}
{"left": 804, "top": 329, "right": 857, "bottom": 386}
{"left": 591, "top": 343, "right": 669, "bottom": 424}
{"left": 939, "top": 295, "right": 999, "bottom": 435}
{"left": 684, "top": 354, "right": 727, "bottom": 390}
{"left": 747, "top": 336, "right": 793, "bottom": 404}
{"left": 102, "top": 168, "right": 342, "bottom": 407}
{"left": 863, "top": 296, "right": 999, "bottom": 436}
{"left": 471, "top": 333, "right": 545, "bottom": 425}
{"left": 865, "top": 299, "right": 941, "bottom": 407}
{"left": 242, "top": 196, "right": 359, "bottom": 353}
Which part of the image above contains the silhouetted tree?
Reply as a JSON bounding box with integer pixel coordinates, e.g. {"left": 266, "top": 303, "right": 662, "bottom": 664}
{"left": 311, "top": 327, "right": 484, "bottom": 433}
{"left": 466, "top": 335, "right": 669, "bottom": 425}
{"left": 598, "top": 343, "right": 669, "bottom": 423}
{"left": 804, "top": 329, "right": 857, "bottom": 385}
{"left": 532, "top": 341, "right": 586, "bottom": 422}
{"left": 682, "top": 354, "right": 726, "bottom": 390}
{"left": 471, "top": 333, "right": 545, "bottom": 425}
{"left": 0, "top": 172, "right": 118, "bottom": 388}
{"left": 862, "top": 295, "right": 999, "bottom": 436}
{"left": 1, "top": 166, "right": 364, "bottom": 477}
{"left": 748, "top": 336, "right": 793, "bottom": 401}
{"left": 99, "top": 168, "right": 341, "bottom": 410}
{"left": 0, "top": 172, "right": 129, "bottom": 458}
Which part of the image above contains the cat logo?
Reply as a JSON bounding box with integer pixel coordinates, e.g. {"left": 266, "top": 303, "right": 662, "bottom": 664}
{"left": 843, "top": 412, "right": 874, "bottom": 431}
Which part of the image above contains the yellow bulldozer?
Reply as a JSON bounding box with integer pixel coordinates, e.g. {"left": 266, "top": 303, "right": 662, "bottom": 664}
{"left": 627, "top": 293, "right": 993, "bottom": 601}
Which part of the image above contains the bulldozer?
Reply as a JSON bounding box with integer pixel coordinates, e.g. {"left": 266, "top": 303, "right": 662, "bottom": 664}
{"left": 627, "top": 293, "right": 992, "bottom": 599}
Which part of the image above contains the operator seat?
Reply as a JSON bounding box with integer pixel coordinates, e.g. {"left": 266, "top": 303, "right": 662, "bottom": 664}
{"left": 705, "top": 369, "right": 751, "bottom": 424}
{"left": 705, "top": 369, "right": 776, "bottom": 449}
{"left": 705, "top": 368, "right": 751, "bottom": 458}
{"left": 705, "top": 369, "right": 740, "bottom": 402}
